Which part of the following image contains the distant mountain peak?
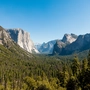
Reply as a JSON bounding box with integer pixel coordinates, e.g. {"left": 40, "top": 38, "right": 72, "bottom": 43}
{"left": 62, "top": 33, "right": 77, "bottom": 43}
{"left": 36, "top": 40, "right": 56, "bottom": 54}
{"left": 53, "top": 33, "right": 90, "bottom": 55}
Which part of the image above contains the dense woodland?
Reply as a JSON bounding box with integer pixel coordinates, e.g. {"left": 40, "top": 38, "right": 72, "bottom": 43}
{"left": 0, "top": 44, "right": 90, "bottom": 90}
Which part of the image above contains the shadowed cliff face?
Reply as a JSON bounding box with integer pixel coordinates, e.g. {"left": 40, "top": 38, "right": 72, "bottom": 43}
{"left": 7, "top": 28, "right": 39, "bottom": 53}
{"left": 0, "top": 26, "right": 33, "bottom": 59}
{"left": 53, "top": 40, "right": 65, "bottom": 55}
{"left": 63, "top": 34, "right": 90, "bottom": 55}
{"left": 53, "top": 33, "right": 90, "bottom": 55}
{"left": 35, "top": 34, "right": 78, "bottom": 54}
{"left": 0, "top": 26, "right": 13, "bottom": 47}
{"left": 62, "top": 33, "right": 77, "bottom": 44}
{"left": 53, "top": 34, "right": 78, "bottom": 55}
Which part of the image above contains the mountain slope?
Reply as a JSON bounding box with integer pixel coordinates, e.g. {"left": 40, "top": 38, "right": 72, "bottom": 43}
{"left": 36, "top": 33, "right": 77, "bottom": 54}
{"left": 53, "top": 33, "right": 90, "bottom": 55}
{"left": 53, "top": 40, "right": 66, "bottom": 55}
{"left": 37, "top": 40, "right": 56, "bottom": 54}
{"left": 62, "top": 33, "right": 90, "bottom": 55}
{"left": 53, "top": 34, "right": 78, "bottom": 55}
{"left": 7, "top": 28, "right": 39, "bottom": 53}
{"left": 0, "top": 26, "right": 15, "bottom": 47}
{"left": 62, "top": 33, "right": 77, "bottom": 44}
{"left": 0, "top": 26, "right": 33, "bottom": 59}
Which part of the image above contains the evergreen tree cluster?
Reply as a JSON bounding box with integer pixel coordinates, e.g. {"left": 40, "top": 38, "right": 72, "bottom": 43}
{"left": 0, "top": 44, "right": 90, "bottom": 90}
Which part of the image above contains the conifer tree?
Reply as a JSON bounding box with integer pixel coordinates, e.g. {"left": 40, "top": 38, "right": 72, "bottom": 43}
{"left": 71, "top": 56, "right": 80, "bottom": 76}
{"left": 87, "top": 50, "right": 90, "bottom": 68}
{"left": 66, "top": 76, "right": 79, "bottom": 90}
{"left": 82, "top": 59, "right": 88, "bottom": 72}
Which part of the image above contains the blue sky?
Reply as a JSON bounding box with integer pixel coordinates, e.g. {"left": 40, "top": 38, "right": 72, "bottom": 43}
{"left": 0, "top": 0, "right": 90, "bottom": 43}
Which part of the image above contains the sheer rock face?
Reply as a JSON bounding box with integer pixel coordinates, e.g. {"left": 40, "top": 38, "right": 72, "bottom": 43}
{"left": 63, "top": 34, "right": 90, "bottom": 55}
{"left": 7, "top": 28, "right": 39, "bottom": 53}
{"left": 62, "top": 33, "right": 77, "bottom": 44}
{"left": 36, "top": 34, "right": 78, "bottom": 54}
{"left": 0, "top": 26, "right": 13, "bottom": 47}
{"left": 53, "top": 33, "right": 90, "bottom": 55}
{"left": 53, "top": 34, "right": 78, "bottom": 55}
{"left": 53, "top": 40, "right": 66, "bottom": 55}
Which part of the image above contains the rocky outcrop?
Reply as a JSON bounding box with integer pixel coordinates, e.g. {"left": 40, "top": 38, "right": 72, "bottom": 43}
{"left": 7, "top": 28, "right": 39, "bottom": 53}
{"left": 53, "top": 33, "right": 90, "bottom": 55}
{"left": 53, "top": 40, "right": 66, "bottom": 54}
{"left": 0, "top": 26, "right": 13, "bottom": 47}
{"left": 53, "top": 34, "right": 78, "bottom": 55}
{"left": 62, "top": 33, "right": 90, "bottom": 55}
{"left": 36, "top": 34, "right": 78, "bottom": 54}
{"left": 62, "top": 33, "right": 77, "bottom": 44}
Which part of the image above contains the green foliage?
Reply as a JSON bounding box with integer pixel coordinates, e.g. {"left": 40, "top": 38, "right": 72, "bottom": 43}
{"left": 84, "top": 84, "right": 90, "bottom": 90}
{"left": 66, "top": 76, "right": 79, "bottom": 90}
{"left": 82, "top": 59, "right": 88, "bottom": 72}
{"left": 0, "top": 85, "right": 4, "bottom": 90}
{"left": 87, "top": 50, "right": 90, "bottom": 68}
{"left": 36, "top": 84, "right": 50, "bottom": 90}
{"left": 57, "top": 71, "right": 69, "bottom": 87}
{"left": 24, "top": 76, "right": 36, "bottom": 90}
{"left": 71, "top": 56, "right": 80, "bottom": 76}
{"left": 78, "top": 68, "right": 90, "bottom": 90}
{"left": 0, "top": 44, "right": 90, "bottom": 90}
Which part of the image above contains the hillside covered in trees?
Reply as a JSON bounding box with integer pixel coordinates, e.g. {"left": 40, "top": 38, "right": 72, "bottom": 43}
{"left": 0, "top": 42, "right": 90, "bottom": 90}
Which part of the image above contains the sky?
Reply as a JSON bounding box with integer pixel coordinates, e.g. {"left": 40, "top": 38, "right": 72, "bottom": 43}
{"left": 0, "top": 0, "right": 90, "bottom": 43}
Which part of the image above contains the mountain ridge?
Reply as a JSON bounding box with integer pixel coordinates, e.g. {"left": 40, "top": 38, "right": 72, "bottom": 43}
{"left": 53, "top": 33, "right": 90, "bottom": 55}
{"left": 36, "top": 33, "right": 77, "bottom": 54}
{"left": 35, "top": 40, "right": 56, "bottom": 54}
{"left": 0, "top": 26, "right": 33, "bottom": 58}
{"left": 2, "top": 25, "right": 90, "bottom": 56}
{"left": 7, "top": 28, "right": 39, "bottom": 53}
